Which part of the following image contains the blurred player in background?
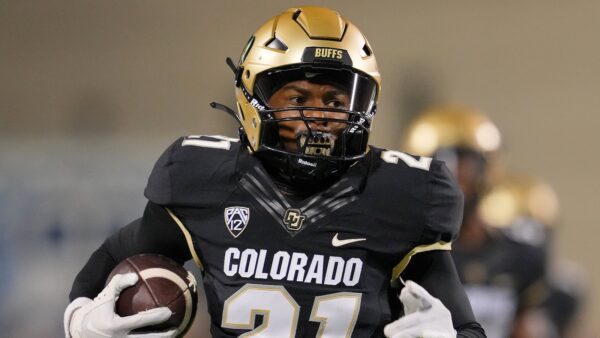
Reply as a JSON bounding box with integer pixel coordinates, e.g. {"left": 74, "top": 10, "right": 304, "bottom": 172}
{"left": 402, "top": 106, "right": 547, "bottom": 338}
{"left": 478, "top": 175, "right": 587, "bottom": 338}
{"left": 63, "top": 6, "right": 486, "bottom": 338}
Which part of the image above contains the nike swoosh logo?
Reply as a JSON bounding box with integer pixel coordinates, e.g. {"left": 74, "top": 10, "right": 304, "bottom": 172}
{"left": 332, "top": 233, "right": 366, "bottom": 247}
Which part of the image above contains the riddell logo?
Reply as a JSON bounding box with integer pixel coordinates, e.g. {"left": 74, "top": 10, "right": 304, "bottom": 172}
{"left": 298, "top": 158, "right": 317, "bottom": 167}
{"left": 250, "top": 98, "right": 265, "bottom": 111}
{"left": 314, "top": 48, "right": 343, "bottom": 59}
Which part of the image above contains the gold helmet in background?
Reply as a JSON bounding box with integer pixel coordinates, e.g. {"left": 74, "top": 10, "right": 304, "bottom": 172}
{"left": 401, "top": 106, "right": 504, "bottom": 211}
{"left": 478, "top": 174, "right": 560, "bottom": 247}
{"left": 478, "top": 175, "right": 560, "bottom": 229}
{"left": 230, "top": 6, "right": 381, "bottom": 181}
{"left": 402, "top": 105, "right": 502, "bottom": 157}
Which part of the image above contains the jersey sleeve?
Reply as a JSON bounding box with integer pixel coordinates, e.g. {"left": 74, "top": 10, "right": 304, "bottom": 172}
{"left": 144, "top": 135, "right": 241, "bottom": 207}
{"left": 420, "top": 159, "right": 464, "bottom": 244}
{"left": 370, "top": 150, "right": 465, "bottom": 284}
{"left": 68, "top": 202, "right": 190, "bottom": 301}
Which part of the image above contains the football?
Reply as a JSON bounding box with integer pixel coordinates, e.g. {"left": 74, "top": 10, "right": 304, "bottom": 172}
{"left": 106, "top": 253, "right": 198, "bottom": 335}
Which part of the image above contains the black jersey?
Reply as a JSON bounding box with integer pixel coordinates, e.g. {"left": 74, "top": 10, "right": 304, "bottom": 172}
{"left": 451, "top": 231, "right": 546, "bottom": 338}
{"left": 142, "top": 135, "right": 463, "bottom": 337}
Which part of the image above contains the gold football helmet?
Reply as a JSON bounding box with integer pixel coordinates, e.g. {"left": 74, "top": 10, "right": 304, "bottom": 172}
{"left": 228, "top": 6, "right": 381, "bottom": 182}
{"left": 478, "top": 175, "right": 560, "bottom": 229}
{"left": 402, "top": 105, "right": 501, "bottom": 157}
{"left": 478, "top": 174, "right": 559, "bottom": 247}
{"left": 401, "top": 106, "right": 503, "bottom": 210}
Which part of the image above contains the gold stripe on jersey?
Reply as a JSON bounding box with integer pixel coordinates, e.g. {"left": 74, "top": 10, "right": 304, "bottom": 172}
{"left": 166, "top": 207, "right": 204, "bottom": 270}
{"left": 390, "top": 241, "right": 452, "bottom": 285}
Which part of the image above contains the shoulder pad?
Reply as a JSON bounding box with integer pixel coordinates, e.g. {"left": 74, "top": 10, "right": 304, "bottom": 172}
{"left": 422, "top": 159, "right": 464, "bottom": 243}
{"left": 144, "top": 135, "right": 242, "bottom": 207}
{"left": 368, "top": 148, "right": 464, "bottom": 243}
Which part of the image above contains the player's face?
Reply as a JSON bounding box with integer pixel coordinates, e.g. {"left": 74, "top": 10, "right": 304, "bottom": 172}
{"left": 454, "top": 153, "right": 489, "bottom": 233}
{"left": 456, "top": 154, "right": 485, "bottom": 206}
{"left": 268, "top": 80, "right": 350, "bottom": 153}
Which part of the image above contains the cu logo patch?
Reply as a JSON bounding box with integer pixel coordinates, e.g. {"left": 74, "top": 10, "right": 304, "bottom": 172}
{"left": 224, "top": 207, "right": 250, "bottom": 238}
{"left": 283, "top": 209, "right": 306, "bottom": 231}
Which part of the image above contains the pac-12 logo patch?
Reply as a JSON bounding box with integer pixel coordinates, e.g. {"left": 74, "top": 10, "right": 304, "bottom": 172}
{"left": 224, "top": 207, "right": 250, "bottom": 238}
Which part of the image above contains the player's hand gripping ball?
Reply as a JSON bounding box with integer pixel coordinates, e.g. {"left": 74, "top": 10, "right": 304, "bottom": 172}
{"left": 107, "top": 254, "right": 198, "bottom": 336}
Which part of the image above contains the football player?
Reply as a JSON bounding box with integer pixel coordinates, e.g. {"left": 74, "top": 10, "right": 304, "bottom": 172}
{"left": 402, "top": 106, "right": 546, "bottom": 338}
{"left": 478, "top": 175, "right": 587, "bottom": 338}
{"left": 64, "top": 7, "right": 486, "bottom": 338}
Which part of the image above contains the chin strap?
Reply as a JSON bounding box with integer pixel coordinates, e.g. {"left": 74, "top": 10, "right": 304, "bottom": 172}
{"left": 226, "top": 57, "right": 237, "bottom": 73}
{"left": 214, "top": 58, "right": 245, "bottom": 125}
{"left": 226, "top": 57, "right": 244, "bottom": 87}
{"left": 209, "top": 102, "right": 247, "bottom": 147}
{"left": 209, "top": 101, "right": 240, "bottom": 123}
{"left": 210, "top": 57, "right": 244, "bottom": 124}
{"left": 211, "top": 57, "right": 248, "bottom": 144}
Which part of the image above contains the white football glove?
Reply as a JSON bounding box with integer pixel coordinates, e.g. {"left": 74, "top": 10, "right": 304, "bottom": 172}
{"left": 384, "top": 281, "right": 457, "bottom": 338}
{"left": 64, "top": 273, "right": 177, "bottom": 338}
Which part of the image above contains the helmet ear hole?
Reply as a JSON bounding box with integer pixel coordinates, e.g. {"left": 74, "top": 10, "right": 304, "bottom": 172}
{"left": 245, "top": 70, "right": 251, "bottom": 79}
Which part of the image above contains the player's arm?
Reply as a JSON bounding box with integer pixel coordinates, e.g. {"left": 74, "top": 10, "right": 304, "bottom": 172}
{"left": 394, "top": 250, "right": 486, "bottom": 338}
{"left": 385, "top": 250, "right": 486, "bottom": 338}
{"left": 65, "top": 201, "right": 191, "bottom": 338}
{"left": 69, "top": 201, "right": 191, "bottom": 300}
{"left": 382, "top": 159, "right": 485, "bottom": 337}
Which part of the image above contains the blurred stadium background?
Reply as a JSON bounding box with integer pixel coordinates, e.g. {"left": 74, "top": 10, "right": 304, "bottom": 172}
{"left": 1, "top": 1, "right": 598, "bottom": 336}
